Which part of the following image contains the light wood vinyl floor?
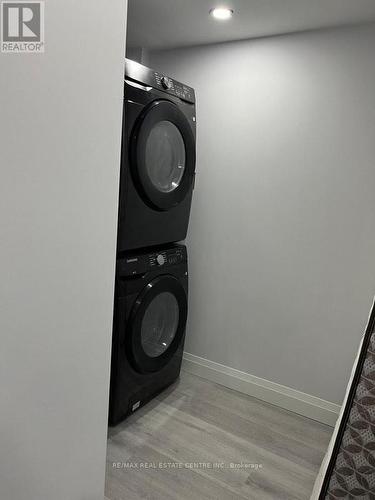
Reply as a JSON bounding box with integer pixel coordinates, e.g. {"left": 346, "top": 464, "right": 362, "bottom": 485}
{"left": 105, "top": 370, "right": 332, "bottom": 500}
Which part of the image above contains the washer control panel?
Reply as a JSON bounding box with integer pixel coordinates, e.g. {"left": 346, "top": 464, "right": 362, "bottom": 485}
{"left": 148, "top": 247, "right": 185, "bottom": 268}
{"left": 119, "top": 245, "right": 187, "bottom": 276}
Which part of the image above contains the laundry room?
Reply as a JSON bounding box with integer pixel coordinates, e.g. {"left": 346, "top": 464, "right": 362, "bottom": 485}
{"left": 1, "top": 1, "right": 375, "bottom": 500}
{"left": 104, "top": 1, "right": 375, "bottom": 498}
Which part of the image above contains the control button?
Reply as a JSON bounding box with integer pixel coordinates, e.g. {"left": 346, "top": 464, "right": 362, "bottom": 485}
{"left": 156, "top": 254, "right": 166, "bottom": 266}
{"left": 161, "top": 76, "right": 172, "bottom": 89}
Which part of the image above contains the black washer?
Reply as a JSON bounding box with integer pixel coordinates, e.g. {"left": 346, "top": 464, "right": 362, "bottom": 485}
{"left": 109, "top": 244, "right": 188, "bottom": 426}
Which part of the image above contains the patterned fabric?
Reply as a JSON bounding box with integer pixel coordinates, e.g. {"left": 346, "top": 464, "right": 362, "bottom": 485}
{"left": 325, "top": 334, "right": 375, "bottom": 499}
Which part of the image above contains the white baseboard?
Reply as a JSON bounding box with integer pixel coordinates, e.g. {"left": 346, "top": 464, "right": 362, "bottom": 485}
{"left": 182, "top": 353, "right": 340, "bottom": 427}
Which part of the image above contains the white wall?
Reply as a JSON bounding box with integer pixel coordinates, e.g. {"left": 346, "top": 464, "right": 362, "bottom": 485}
{"left": 0, "top": 1, "right": 126, "bottom": 499}
{"left": 149, "top": 24, "right": 375, "bottom": 405}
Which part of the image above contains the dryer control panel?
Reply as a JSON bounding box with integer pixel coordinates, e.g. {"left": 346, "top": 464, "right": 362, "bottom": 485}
{"left": 125, "top": 58, "right": 195, "bottom": 104}
{"left": 118, "top": 245, "right": 187, "bottom": 277}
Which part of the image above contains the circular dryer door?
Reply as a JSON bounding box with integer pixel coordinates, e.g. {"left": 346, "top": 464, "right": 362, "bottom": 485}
{"left": 130, "top": 100, "right": 195, "bottom": 211}
{"left": 127, "top": 275, "right": 188, "bottom": 373}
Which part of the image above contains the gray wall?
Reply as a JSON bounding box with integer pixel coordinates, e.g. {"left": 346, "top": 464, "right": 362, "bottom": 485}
{"left": 149, "top": 24, "right": 375, "bottom": 404}
{"left": 126, "top": 46, "right": 143, "bottom": 62}
{"left": 0, "top": 1, "right": 126, "bottom": 499}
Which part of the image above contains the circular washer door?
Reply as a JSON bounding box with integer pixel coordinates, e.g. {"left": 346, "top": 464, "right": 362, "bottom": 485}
{"left": 126, "top": 275, "right": 188, "bottom": 373}
{"left": 130, "top": 100, "right": 195, "bottom": 211}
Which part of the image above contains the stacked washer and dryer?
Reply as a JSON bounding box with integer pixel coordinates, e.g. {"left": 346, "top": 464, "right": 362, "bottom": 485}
{"left": 109, "top": 59, "right": 196, "bottom": 425}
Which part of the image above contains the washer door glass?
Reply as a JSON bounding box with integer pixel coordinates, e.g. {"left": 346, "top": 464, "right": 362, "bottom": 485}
{"left": 140, "top": 291, "right": 180, "bottom": 357}
{"left": 145, "top": 121, "right": 186, "bottom": 193}
{"left": 126, "top": 275, "right": 188, "bottom": 373}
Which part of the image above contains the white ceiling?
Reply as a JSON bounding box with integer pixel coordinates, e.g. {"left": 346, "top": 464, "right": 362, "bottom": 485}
{"left": 126, "top": 0, "right": 375, "bottom": 50}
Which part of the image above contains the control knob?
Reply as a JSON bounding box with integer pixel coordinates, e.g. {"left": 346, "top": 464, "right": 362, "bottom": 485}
{"left": 161, "top": 76, "right": 172, "bottom": 89}
{"left": 156, "top": 254, "right": 166, "bottom": 266}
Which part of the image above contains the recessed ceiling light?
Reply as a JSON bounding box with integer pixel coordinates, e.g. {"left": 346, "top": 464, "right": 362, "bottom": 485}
{"left": 210, "top": 7, "right": 234, "bottom": 20}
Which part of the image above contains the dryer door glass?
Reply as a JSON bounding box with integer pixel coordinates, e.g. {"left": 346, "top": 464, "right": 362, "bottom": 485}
{"left": 131, "top": 100, "right": 195, "bottom": 211}
{"left": 140, "top": 291, "right": 180, "bottom": 357}
{"left": 145, "top": 121, "right": 186, "bottom": 193}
